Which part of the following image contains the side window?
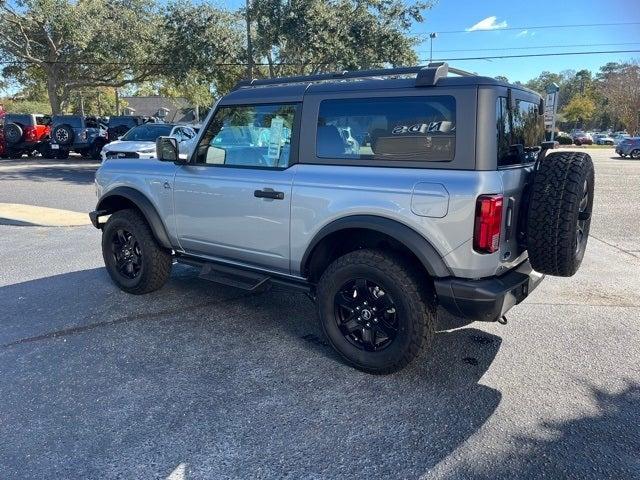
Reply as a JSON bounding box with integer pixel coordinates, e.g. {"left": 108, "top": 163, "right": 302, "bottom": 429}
{"left": 172, "top": 127, "right": 184, "bottom": 141}
{"left": 316, "top": 96, "right": 455, "bottom": 162}
{"left": 195, "top": 103, "right": 296, "bottom": 168}
{"left": 497, "top": 97, "right": 545, "bottom": 166}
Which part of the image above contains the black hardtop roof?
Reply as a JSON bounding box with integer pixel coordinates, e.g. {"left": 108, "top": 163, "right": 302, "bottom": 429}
{"left": 225, "top": 62, "right": 540, "bottom": 103}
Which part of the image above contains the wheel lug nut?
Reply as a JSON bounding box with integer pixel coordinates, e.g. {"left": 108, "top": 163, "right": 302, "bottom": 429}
{"left": 366, "top": 323, "right": 370, "bottom": 327}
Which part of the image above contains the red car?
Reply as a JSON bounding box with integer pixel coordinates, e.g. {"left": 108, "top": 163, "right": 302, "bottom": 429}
{"left": 572, "top": 133, "right": 593, "bottom": 146}
{"left": 0, "top": 113, "right": 52, "bottom": 158}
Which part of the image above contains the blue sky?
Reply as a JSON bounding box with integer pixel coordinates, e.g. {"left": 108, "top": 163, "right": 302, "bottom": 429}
{"left": 227, "top": 0, "right": 640, "bottom": 82}
{"left": 408, "top": 0, "right": 640, "bottom": 81}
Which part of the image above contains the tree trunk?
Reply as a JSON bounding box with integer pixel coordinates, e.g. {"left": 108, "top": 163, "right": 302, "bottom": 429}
{"left": 45, "top": 68, "right": 63, "bottom": 115}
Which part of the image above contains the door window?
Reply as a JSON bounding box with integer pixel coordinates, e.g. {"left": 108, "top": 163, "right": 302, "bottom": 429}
{"left": 316, "top": 96, "right": 455, "bottom": 162}
{"left": 194, "top": 104, "right": 296, "bottom": 168}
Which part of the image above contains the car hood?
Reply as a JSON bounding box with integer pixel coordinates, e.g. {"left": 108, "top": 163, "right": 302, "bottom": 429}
{"left": 103, "top": 140, "right": 155, "bottom": 152}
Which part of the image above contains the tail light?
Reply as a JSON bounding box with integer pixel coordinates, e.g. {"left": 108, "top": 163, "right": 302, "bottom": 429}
{"left": 474, "top": 194, "right": 503, "bottom": 254}
{"left": 24, "top": 125, "right": 37, "bottom": 141}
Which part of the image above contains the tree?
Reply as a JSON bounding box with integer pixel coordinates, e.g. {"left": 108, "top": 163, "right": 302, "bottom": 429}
{"left": 161, "top": 1, "right": 245, "bottom": 98}
{"left": 598, "top": 60, "right": 640, "bottom": 134}
{"left": 248, "top": 0, "right": 433, "bottom": 78}
{"left": 0, "top": 0, "right": 164, "bottom": 114}
{"left": 524, "top": 71, "right": 563, "bottom": 96}
{"left": 562, "top": 95, "right": 596, "bottom": 129}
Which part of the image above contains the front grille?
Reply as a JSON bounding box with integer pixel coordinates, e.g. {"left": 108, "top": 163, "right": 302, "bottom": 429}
{"left": 106, "top": 151, "right": 140, "bottom": 159}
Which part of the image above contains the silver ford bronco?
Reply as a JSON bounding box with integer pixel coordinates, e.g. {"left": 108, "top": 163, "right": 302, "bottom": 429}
{"left": 90, "top": 63, "right": 594, "bottom": 374}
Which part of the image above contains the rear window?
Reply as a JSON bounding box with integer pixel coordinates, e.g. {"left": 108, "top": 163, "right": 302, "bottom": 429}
{"left": 317, "top": 96, "right": 456, "bottom": 162}
{"left": 497, "top": 97, "right": 545, "bottom": 166}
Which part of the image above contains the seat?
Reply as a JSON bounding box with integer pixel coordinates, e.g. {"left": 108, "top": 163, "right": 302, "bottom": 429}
{"left": 317, "top": 125, "right": 346, "bottom": 157}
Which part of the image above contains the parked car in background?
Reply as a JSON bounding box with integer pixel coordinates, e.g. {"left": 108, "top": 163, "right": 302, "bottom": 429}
{"left": 100, "top": 123, "right": 197, "bottom": 161}
{"left": 592, "top": 133, "right": 614, "bottom": 145}
{"left": 0, "top": 113, "right": 51, "bottom": 158}
{"left": 612, "top": 133, "right": 631, "bottom": 146}
{"left": 50, "top": 115, "right": 108, "bottom": 160}
{"left": 615, "top": 137, "right": 640, "bottom": 158}
{"left": 572, "top": 132, "right": 593, "bottom": 145}
{"left": 106, "top": 115, "right": 144, "bottom": 142}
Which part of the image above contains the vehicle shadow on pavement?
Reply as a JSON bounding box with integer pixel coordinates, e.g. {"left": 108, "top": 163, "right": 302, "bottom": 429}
{"left": 0, "top": 266, "right": 502, "bottom": 479}
{"left": 0, "top": 165, "right": 98, "bottom": 184}
{"left": 451, "top": 382, "right": 640, "bottom": 479}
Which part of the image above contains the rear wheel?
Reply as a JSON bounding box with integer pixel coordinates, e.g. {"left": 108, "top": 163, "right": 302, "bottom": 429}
{"left": 102, "top": 209, "right": 172, "bottom": 294}
{"left": 316, "top": 249, "right": 435, "bottom": 374}
{"left": 631, "top": 149, "right": 640, "bottom": 159}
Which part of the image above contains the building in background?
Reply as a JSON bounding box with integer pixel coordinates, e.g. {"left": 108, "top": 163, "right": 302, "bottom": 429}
{"left": 120, "top": 95, "right": 197, "bottom": 123}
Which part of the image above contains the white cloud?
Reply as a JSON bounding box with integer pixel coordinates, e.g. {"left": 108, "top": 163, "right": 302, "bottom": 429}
{"left": 466, "top": 16, "right": 508, "bottom": 32}
{"left": 516, "top": 29, "right": 529, "bottom": 37}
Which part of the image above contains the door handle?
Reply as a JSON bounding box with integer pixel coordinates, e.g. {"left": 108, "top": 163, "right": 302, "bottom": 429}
{"left": 254, "top": 189, "right": 285, "bottom": 200}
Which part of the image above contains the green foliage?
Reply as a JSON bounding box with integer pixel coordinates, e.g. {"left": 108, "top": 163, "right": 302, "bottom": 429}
{"left": 0, "top": 97, "right": 51, "bottom": 114}
{"left": 562, "top": 95, "right": 596, "bottom": 126}
{"left": 249, "top": 0, "right": 433, "bottom": 77}
{"left": 161, "top": 1, "right": 245, "bottom": 97}
{"left": 0, "top": 0, "right": 164, "bottom": 113}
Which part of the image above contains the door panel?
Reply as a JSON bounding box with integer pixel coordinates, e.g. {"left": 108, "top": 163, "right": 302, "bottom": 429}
{"left": 174, "top": 165, "right": 296, "bottom": 272}
{"left": 174, "top": 102, "right": 300, "bottom": 273}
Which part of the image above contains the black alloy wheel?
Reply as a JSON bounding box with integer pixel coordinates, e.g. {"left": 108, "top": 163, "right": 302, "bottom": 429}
{"left": 334, "top": 278, "right": 398, "bottom": 352}
{"left": 110, "top": 228, "right": 142, "bottom": 280}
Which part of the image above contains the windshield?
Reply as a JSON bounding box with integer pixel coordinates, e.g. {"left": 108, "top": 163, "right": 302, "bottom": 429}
{"left": 121, "top": 124, "right": 173, "bottom": 142}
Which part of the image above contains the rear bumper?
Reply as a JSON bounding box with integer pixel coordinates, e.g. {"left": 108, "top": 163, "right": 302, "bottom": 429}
{"left": 434, "top": 260, "right": 544, "bottom": 322}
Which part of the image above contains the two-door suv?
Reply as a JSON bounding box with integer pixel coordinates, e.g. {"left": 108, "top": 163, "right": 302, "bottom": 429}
{"left": 91, "top": 63, "right": 594, "bottom": 373}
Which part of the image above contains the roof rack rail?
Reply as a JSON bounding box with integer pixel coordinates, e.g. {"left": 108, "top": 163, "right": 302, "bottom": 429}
{"left": 232, "top": 62, "right": 475, "bottom": 90}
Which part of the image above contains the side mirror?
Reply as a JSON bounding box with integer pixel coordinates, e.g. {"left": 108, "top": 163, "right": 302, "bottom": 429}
{"left": 156, "top": 136, "right": 185, "bottom": 163}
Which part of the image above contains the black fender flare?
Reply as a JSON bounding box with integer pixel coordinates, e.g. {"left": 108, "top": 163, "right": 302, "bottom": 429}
{"left": 300, "top": 215, "right": 451, "bottom": 278}
{"left": 94, "top": 186, "right": 172, "bottom": 249}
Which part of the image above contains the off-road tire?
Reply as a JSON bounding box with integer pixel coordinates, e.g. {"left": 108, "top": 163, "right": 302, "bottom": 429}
{"left": 52, "top": 124, "right": 74, "bottom": 146}
{"left": 316, "top": 249, "right": 435, "bottom": 374}
{"left": 4, "top": 123, "right": 23, "bottom": 144}
{"left": 527, "top": 151, "right": 594, "bottom": 277}
{"left": 102, "top": 209, "right": 172, "bottom": 294}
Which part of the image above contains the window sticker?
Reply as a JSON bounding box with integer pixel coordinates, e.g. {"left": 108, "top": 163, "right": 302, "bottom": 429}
{"left": 267, "top": 117, "right": 285, "bottom": 160}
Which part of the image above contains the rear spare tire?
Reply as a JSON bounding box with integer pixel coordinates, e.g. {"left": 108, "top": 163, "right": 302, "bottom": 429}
{"left": 527, "top": 151, "right": 594, "bottom": 277}
{"left": 4, "top": 123, "right": 23, "bottom": 144}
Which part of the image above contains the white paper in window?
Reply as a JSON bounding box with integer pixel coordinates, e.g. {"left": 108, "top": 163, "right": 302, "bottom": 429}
{"left": 267, "top": 117, "right": 285, "bottom": 160}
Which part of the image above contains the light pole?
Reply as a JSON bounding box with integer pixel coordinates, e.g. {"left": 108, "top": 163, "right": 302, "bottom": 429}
{"left": 246, "top": 0, "right": 253, "bottom": 81}
{"left": 429, "top": 32, "right": 437, "bottom": 63}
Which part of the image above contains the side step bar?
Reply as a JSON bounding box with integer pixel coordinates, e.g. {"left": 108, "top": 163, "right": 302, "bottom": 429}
{"left": 175, "top": 255, "right": 313, "bottom": 293}
{"left": 199, "top": 263, "right": 270, "bottom": 292}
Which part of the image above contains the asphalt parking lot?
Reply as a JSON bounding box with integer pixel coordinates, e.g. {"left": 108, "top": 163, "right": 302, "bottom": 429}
{"left": 0, "top": 149, "right": 638, "bottom": 479}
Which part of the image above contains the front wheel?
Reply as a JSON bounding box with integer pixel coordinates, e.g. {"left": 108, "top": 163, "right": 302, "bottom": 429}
{"left": 316, "top": 249, "right": 435, "bottom": 374}
{"left": 102, "top": 209, "right": 172, "bottom": 294}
